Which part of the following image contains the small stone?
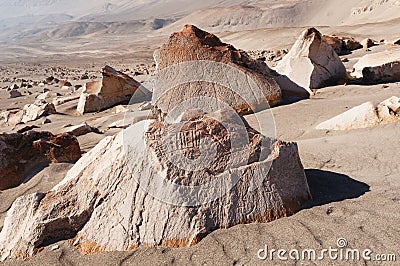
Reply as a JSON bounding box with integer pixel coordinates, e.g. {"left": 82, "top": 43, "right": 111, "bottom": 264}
{"left": 361, "top": 38, "right": 376, "bottom": 49}
{"left": 42, "top": 118, "right": 51, "bottom": 125}
{"left": 9, "top": 84, "right": 19, "bottom": 90}
{"left": 51, "top": 245, "right": 59, "bottom": 251}
{"left": 9, "top": 90, "right": 22, "bottom": 99}
{"left": 138, "top": 102, "right": 152, "bottom": 111}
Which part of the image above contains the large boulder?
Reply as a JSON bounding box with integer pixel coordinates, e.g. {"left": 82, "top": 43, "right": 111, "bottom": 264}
{"left": 153, "top": 25, "right": 282, "bottom": 115}
{"left": 275, "top": 28, "right": 347, "bottom": 97}
{"left": 77, "top": 66, "right": 148, "bottom": 114}
{"left": 0, "top": 131, "right": 81, "bottom": 190}
{"left": 351, "top": 48, "right": 400, "bottom": 83}
{"left": 316, "top": 96, "right": 400, "bottom": 131}
{"left": 0, "top": 117, "right": 310, "bottom": 260}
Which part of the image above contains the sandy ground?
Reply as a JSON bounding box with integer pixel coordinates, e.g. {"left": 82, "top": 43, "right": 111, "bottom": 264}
{"left": 0, "top": 7, "right": 399, "bottom": 266}
{"left": 1, "top": 67, "right": 399, "bottom": 266}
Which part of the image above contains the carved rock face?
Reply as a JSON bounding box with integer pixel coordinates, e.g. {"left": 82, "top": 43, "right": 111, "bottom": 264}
{"left": 153, "top": 25, "right": 282, "bottom": 115}
{"left": 0, "top": 131, "right": 81, "bottom": 190}
{"left": 0, "top": 117, "right": 310, "bottom": 260}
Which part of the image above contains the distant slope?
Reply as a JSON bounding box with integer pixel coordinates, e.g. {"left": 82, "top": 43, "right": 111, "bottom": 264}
{"left": 161, "top": 0, "right": 400, "bottom": 33}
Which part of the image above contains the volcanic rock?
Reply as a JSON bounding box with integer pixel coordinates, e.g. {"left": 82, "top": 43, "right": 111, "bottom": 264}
{"left": 0, "top": 117, "right": 310, "bottom": 260}
{"left": 9, "top": 90, "right": 22, "bottom": 99}
{"left": 342, "top": 37, "right": 362, "bottom": 51}
{"left": 77, "top": 66, "right": 147, "bottom": 114}
{"left": 275, "top": 28, "right": 347, "bottom": 97}
{"left": 351, "top": 49, "right": 400, "bottom": 83}
{"left": 153, "top": 25, "right": 281, "bottom": 115}
{"left": 0, "top": 131, "right": 81, "bottom": 190}
{"left": 322, "top": 35, "right": 361, "bottom": 55}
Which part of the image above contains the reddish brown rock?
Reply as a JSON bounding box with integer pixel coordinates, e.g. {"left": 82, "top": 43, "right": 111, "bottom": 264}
{"left": 0, "top": 131, "right": 81, "bottom": 190}
{"left": 153, "top": 25, "right": 281, "bottom": 115}
{"left": 322, "top": 35, "right": 362, "bottom": 55}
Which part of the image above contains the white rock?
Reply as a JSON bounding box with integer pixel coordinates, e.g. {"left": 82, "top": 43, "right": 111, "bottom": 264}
{"left": 351, "top": 48, "right": 400, "bottom": 82}
{"left": 36, "top": 91, "right": 50, "bottom": 100}
{"left": 275, "top": 28, "right": 346, "bottom": 97}
{"left": 138, "top": 102, "right": 152, "bottom": 111}
{"left": 65, "top": 123, "right": 93, "bottom": 137}
{"left": 316, "top": 102, "right": 379, "bottom": 131}
{"left": 317, "top": 97, "right": 400, "bottom": 131}
{"left": 377, "top": 96, "right": 400, "bottom": 121}
{"left": 21, "top": 100, "right": 56, "bottom": 124}
{"left": 77, "top": 66, "right": 148, "bottom": 115}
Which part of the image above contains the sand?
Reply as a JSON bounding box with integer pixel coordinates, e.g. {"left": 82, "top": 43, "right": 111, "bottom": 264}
{"left": 0, "top": 0, "right": 399, "bottom": 265}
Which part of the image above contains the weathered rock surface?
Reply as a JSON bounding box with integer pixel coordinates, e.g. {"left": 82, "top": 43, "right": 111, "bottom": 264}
{"left": 247, "top": 49, "right": 288, "bottom": 66}
{"left": 316, "top": 96, "right": 400, "bottom": 130}
{"left": 21, "top": 100, "right": 57, "bottom": 124}
{"left": 322, "top": 35, "right": 362, "bottom": 55}
{"left": 275, "top": 28, "right": 347, "bottom": 97}
{"left": 65, "top": 123, "right": 95, "bottom": 137}
{"left": 0, "top": 117, "right": 310, "bottom": 260}
{"left": 77, "top": 66, "right": 147, "bottom": 115}
{"left": 0, "top": 100, "right": 56, "bottom": 126}
{"left": 351, "top": 49, "right": 400, "bottom": 83}
{"left": 153, "top": 25, "right": 282, "bottom": 114}
{"left": 0, "top": 131, "right": 81, "bottom": 190}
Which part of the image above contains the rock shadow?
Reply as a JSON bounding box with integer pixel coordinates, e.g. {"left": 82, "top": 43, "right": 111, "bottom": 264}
{"left": 302, "top": 169, "right": 370, "bottom": 209}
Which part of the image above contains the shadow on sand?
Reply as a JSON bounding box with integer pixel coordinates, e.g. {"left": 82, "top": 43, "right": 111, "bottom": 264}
{"left": 302, "top": 169, "right": 370, "bottom": 209}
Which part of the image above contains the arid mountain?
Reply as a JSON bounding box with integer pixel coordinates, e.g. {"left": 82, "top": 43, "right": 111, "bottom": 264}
{"left": 0, "top": 0, "right": 399, "bottom": 62}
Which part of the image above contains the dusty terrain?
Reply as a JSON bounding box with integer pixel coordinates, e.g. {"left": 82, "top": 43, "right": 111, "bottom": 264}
{"left": 0, "top": 0, "right": 399, "bottom": 265}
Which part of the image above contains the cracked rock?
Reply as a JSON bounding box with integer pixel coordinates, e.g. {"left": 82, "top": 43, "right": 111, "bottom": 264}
{"left": 0, "top": 116, "right": 310, "bottom": 260}
{"left": 77, "top": 66, "right": 149, "bottom": 115}
{"left": 275, "top": 28, "right": 346, "bottom": 97}
{"left": 153, "top": 25, "right": 282, "bottom": 115}
{"left": 351, "top": 48, "right": 400, "bottom": 83}
{"left": 0, "top": 131, "right": 81, "bottom": 190}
